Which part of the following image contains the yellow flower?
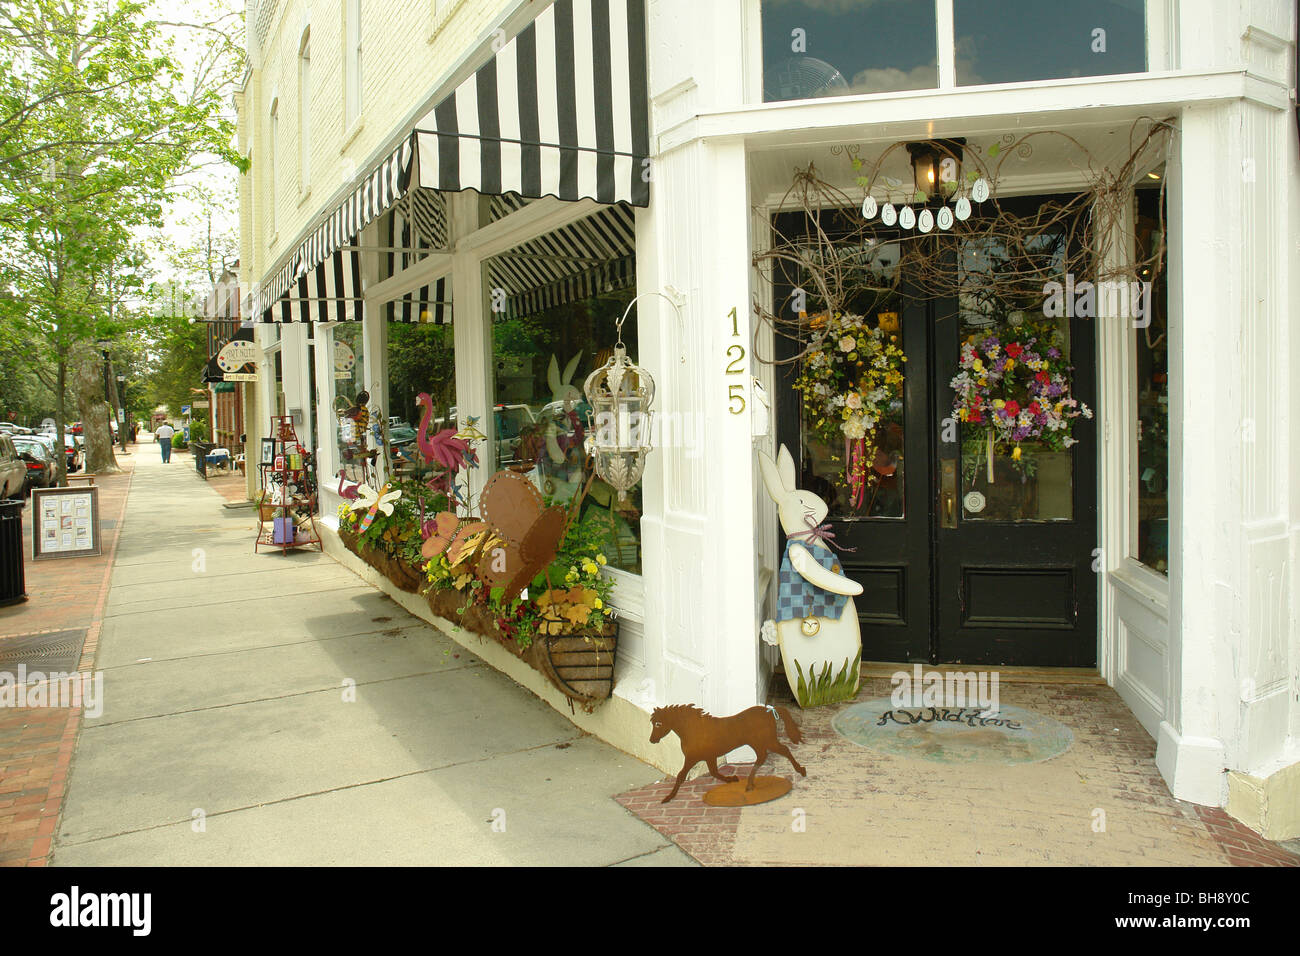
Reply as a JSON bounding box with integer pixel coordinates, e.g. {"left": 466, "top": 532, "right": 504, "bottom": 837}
{"left": 1004, "top": 359, "right": 1015, "bottom": 370}
{"left": 593, "top": 598, "right": 603, "bottom": 610}
{"left": 596, "top": 554, "right": 607, "bottom": 566}
{"left": 1012, "top": 445, "right": 1022, "bottom": 461}
{"left": 993, "top": 399, "right": 1005, "bottom": 409}
{"left": 972, "top": 360, "right": 984, "bottom": 372}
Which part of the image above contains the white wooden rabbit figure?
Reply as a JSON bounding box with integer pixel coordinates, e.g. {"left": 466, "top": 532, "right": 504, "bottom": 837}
{"left": 758, "top": 444, "right": 863, "bottom": 708}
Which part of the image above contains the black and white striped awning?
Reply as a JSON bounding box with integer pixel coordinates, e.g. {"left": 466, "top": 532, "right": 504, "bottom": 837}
{"left": 270, "top": 248, "right": 364, "bottom": 324}
{"left": 413, "top": 0, "right": 649, "bottom": 207}
{"left": 487, "top": 202, "right": 634, "bottom": 318}
{"left": 381, "top": 207, "right": 451, "bottom": 325}
{"left": 255, "top": 0, "right": 648, "bottom": 324}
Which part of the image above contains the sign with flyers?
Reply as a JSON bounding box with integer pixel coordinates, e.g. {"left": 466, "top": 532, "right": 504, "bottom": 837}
{"left": 32, "top": 486, "right": 101, "bottom": 560}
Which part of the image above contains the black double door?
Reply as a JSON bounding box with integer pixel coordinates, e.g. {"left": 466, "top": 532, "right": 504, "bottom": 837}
{"left": 773, "top": 197, "right": 1097, "bottom": 667}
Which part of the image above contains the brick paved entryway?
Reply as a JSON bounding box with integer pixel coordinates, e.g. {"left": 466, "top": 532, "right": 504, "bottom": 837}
{"left": 615, "top": 677, "right": 1300, "bottom": 867}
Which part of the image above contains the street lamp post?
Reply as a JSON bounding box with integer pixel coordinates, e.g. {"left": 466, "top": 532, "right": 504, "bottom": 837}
{"left": 116, "top": 374, "right": 128, "bottom": 452}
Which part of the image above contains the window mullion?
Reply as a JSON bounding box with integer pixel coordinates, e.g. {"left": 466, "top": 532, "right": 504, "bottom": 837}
{"left": 936, "top": 0, "right": 955, "bottom": 88}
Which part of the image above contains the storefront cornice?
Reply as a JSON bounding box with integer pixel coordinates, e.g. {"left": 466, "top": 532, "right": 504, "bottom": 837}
{"left": 656, "top": 71, "right": 1289, "bottom": 156}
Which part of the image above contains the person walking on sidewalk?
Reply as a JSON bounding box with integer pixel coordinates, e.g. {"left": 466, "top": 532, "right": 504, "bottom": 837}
{"left": 156, "top": 422, "right": 175, "bottom": 463}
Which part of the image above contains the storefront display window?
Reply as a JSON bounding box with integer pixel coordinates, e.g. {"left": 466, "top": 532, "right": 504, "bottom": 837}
{"left": 954, "top": 0, "right": 1146, "bottom": 86}
{"left": 387, "top": 322, "right": 456, "bottom": 483}
{"left": 761, "top": 0, "right": 936, "bottom": 100}
{"left": 332, "top": 322, "right": 365, "bottom": 454}
{"left": 487, "top": 273, "right": 641, "bottom": 574}
{"left": 1134, "top": 185, "right": 1168, "bottom": 573}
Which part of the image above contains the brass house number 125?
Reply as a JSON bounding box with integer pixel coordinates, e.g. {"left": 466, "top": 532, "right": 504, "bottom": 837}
{"left": 726, "top": 306, "right": 745, "bottom": 414}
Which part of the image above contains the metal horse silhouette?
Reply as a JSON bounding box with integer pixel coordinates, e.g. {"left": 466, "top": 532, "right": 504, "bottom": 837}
{"left": 649, "top": 704, "right": 806, "bottom": 803}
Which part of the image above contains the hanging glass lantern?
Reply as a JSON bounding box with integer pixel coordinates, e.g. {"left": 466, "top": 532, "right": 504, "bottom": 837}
{"left": 583, "top": 303, "right": 656, "bottom": 502}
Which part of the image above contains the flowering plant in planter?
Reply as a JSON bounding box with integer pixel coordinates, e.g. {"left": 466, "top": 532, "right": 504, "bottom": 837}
{"left": 949, "top": 318, "right": 1092, "bottom": 469}
{"left": 793, "top": 311, "right": 905, "bottom": 510}
{"left": 424, "top": 507, "right": 616, "bottom": 651}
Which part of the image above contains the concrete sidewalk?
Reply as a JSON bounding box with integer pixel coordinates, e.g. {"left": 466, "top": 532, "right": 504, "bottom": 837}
{"left": 52, "top": 448, "right": 691, "bottom": 866}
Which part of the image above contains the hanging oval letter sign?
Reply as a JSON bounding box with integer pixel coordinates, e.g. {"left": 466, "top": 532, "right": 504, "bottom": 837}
{"left": 937, "top": 205, "right": 954, "bottom": 230}
{"left": 955, "top": 196, "right": 972, "bottom": 221}
{"left": 917, "top": 208, "right": 934, "bottom": 233}
{"left": 880, "top": 203, "right": 897, "bottom": 227}
{"left": 861, "top": 195, "right": 877, "bottom": 220}
{"left": 971, "top": 178, "right": 990, "bottom": 203}
{"left": 898, "top": 206, "right": 916, "bottom": 230}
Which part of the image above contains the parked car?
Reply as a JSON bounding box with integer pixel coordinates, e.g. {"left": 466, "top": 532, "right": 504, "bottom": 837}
{"left": 0, "top": 436, "right": 27, "bottom": 499}
{"left": 10, "top": 436, "right": 54, "bottom": 493}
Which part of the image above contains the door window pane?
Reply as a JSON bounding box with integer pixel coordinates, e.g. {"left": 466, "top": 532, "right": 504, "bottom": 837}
{"left": 790, "top": 237, "right": 907, "bottom": 519}
{"left": 955, "top": 0, "right": 1146, "bottom": 86}
{"left": 762, "top": 0, "right": 937, "bottom": 101}
{"left": 1134, "top": 186, "right": 1168, "bottom": 573}
{"left": 955, "top": 232, "right": 1080, "bottom": 522}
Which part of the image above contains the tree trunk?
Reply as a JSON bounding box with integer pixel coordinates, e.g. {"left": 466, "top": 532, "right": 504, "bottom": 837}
{"left": 54, "top": 358, "right": 68, "bottom": 487}
{"left": 71, "top": 342, "right": 120, "bottom": 475}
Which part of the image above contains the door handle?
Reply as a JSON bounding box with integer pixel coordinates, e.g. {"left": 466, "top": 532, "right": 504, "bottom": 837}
{"left": 940, "top": 459, "right": 957, "bottom": 529}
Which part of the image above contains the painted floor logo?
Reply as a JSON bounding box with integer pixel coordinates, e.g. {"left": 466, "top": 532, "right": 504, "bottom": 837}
{"left": 49, "top": 887, "right": 151, "bottom": 936}
{"left": 890, "top": 664, "right": 999, "bottom": 717}
{"left": 0, "top": 666, "right": 103, "bottom": 718}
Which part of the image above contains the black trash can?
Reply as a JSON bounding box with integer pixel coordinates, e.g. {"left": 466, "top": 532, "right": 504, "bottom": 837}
{"left": 0, "top": 498, "right": 26, "bottom": 606}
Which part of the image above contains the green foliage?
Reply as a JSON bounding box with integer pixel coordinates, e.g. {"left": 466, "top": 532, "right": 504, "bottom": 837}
{"left": 138, "top": 319, "right": 208, "bottom": 417}
{"left": 793, "top": 650, "right": 862, "bottom": 708}
{"left": 0, "top": 0, "right": 244, "bottom": 476}
{"left": 341, "top": 478, "right": 446, "bottom": 566}
{"left": 387, "top": 324, "right": 455, "bottom": 427}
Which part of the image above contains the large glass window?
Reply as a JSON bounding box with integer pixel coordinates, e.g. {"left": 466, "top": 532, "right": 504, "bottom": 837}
{"left": 386, "top": 322, "right": 456, "bottom": 485}
{"left": 486, "top": 276, "right": 641, "bottom": 574}
{"left": 331, "top": 322, "right": 365, "bottom": 459}
{"left": 1133, "top": 184, "right": 1167, "bottom": 573}
{"left": 761, "top": 0, "right": 936, "bottom": 101}
{"left": 954, "top": 0, "right": 1146, "bottom": 86}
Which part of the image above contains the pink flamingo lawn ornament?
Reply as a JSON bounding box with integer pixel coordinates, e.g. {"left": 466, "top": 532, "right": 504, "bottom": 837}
{"left": 415, "top": 393, "right": 478, "bottom": 497}
{"left": 337, "top": 469, "right": 360, "bottom": 501}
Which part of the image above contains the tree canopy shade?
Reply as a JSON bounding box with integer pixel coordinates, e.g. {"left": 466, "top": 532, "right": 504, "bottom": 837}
{"left": 0, "top": 0, "right": 244, "bottom": 480}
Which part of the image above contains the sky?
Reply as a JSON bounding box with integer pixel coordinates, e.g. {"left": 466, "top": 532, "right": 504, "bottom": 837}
{"left": 141, "top": 0, "right": 245, "bottom": 306}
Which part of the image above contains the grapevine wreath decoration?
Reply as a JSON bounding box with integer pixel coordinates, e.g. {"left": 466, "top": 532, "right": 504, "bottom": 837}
{"left": 949, "top": 315, "right": 1092, "bottom": 477}
{"left": 792, "top": 311, "right": 905, "bottom": 510}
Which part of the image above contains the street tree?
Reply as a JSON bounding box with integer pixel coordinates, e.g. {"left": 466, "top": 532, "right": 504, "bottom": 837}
{"left": 0, "top": 0, "right": 243, "bottom": 482}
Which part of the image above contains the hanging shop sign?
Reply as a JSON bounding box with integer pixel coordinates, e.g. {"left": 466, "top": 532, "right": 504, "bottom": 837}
{"left": 334, "top": 341, "right": 356, "bottom": 380}
{"left": 32, "top": 486, "right": 101, "bottom": 560}
{"left": 215, "top": 337, "right": 261, "bottom": 382}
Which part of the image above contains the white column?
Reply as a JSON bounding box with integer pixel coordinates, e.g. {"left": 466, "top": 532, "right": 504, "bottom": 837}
{"left": 362, "top": 282, "right": 388, "bottom": 485}
{"left": 450, "top": 192, "right": 490, "bottom": 516}
{"left": 702, "top": 140, "right": 762, "bottom": 715}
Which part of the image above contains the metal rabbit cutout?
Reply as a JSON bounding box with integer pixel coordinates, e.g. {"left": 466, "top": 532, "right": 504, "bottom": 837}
{"left": 759, "top": 444, "right": 863, "bottom": 707}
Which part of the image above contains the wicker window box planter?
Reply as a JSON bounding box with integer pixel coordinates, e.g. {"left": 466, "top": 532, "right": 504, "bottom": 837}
{"left": 338, "top": 527, "right": 424, "bottom": 593}
{"left": 338, "top": 525, "right": 618, "bottom": 707}
{"left": 424, "top": 587, "right": 617, "bottom": 709}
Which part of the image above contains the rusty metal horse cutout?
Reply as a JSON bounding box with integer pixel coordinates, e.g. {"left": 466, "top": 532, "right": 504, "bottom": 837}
{"left": 650, "top": 704, "right": 806, "bottom": 803}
